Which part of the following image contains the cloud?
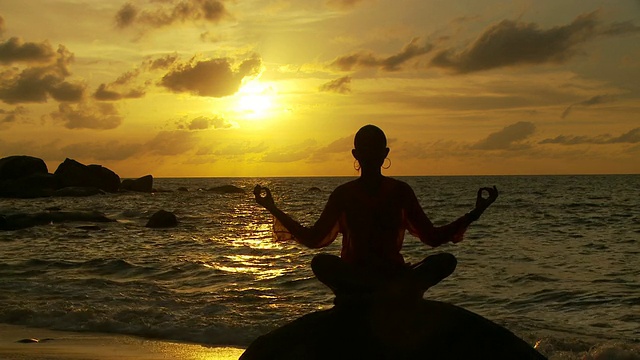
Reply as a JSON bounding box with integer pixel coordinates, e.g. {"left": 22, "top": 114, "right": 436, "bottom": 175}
{"left": 0, "top": 44, "right": 84, "bottom": 104}
{"left": 561, "top": 94, "right": 616, "bottom": 118}
{"left": 48, "top": 102, "right": 123, "bottom": 130}
{"left": 470, "top": 121, "right": 536, "bottom": 150}
{"left": 176, "top": 115, "right": 233, "bottom": 130}
{"left": 160, "top": 56, "right": 261, "bottom": 97}
{"left": 92, "top": 54, "right": 180, "bottom": 101}
{"left": 213, "top": 142, "right": 267, "bottom": 156}
{"left": 262, "top": 139, "right": 317, "bottom": 163}
{"left": 330, "top": 38, "right": 433, "bottom": 72}
{"left": 115, "top": 0, "right": 229, "bottom": 30}
{"left": 539, "top": 128, "right": 640, "bottom": 145}
{"left": 430, "top": 11, "right": 640, "bottom": 73}
{"left": 145, "top": 130, "right": 197, "bottom": 155}
{"left": 319, "top": 76, "right": 351, "bottom": 94}
{"left": 60, "top": 141, "right": 143, "bottom": 161}
{"left": 0, "top": 37, "right": 58, "bottom": 64}
{"left": 93, "top": 83, "right": 145, "bottom": 101}
{"left": 144, "top": 54, "right": 179, "bottom": 70}
{"left": 0, "top": 16, "right": 5, "bottom": 37}
{"left": 0, "top": 106, "right": 27, "bottom": 125}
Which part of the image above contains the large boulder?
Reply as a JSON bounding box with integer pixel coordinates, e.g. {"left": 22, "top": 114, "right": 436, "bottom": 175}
{"left": 121, "top": 175, "right": 153, "bottom": 193}
{"left": 0, "top": 156, "right": 54, "bottom": 198}
{"left": 53, "top": 158, "right": 120, "bottom": 193}
{"left": 240, "top": 299, "right": 546, "bottom": 360}
{"left": 0, "top": 155, "right": 48, "bottom": 181}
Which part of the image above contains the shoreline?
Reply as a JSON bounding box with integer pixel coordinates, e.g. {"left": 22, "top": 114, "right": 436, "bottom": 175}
{"left": 0, "top": 324, "right": 245, "bottom": 360}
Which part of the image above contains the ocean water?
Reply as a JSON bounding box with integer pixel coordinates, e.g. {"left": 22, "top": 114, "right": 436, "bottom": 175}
{"left": 0, "top": 175, "right": 638, "bottom": 359}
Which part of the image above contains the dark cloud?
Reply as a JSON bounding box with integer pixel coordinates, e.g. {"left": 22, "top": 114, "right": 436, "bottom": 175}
{"left": 48, "top": 102, "right": 123, "bottom": 130}
{"left": 319, "top": 76, "right": 351, "bottom": 94}
{"left": 115, "top": 0, "right": 229, "bottom": 30}
{"left": 0, "top": 37, "right": 58, "bottom": 64}
{"left": 0, "top": 44, "right": 84, "bottom": 104}
{"left": 160, "top": 56, "right": 261, "bottom": 97}
{"left": 144, "top": 54, "right": 178, "bottom": 70}
{"left": 470, "top": 121, "right": 536, "bottom": 150}
{"left": 93, "top": 83, "right": 145, "bottom": 101}
{"left": 561, "top": 94, "right": 616, "bottom": 118}
{"left": 539, "top": 128, "right": 640, "bottom": 145}
{"left": 0, "top": 106, "right": 27, "bottom": 125}
{"left": 115, "top": 3, "right": 138, "bottom": 28}
{"left": 330, "top": 38, "right": 433, "bottom": 72}
{"left": 430, "top": 11, "right": 640, "bottom": 73}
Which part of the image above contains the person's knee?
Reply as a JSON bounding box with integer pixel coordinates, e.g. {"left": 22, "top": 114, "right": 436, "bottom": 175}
{"left": 438, "top": 252, "right": 457, "bottom": 273}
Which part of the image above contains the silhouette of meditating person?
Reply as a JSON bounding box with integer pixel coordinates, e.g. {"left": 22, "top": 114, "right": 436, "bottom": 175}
{"left": 254, "top": 124, "right": 498, "bottom": 304}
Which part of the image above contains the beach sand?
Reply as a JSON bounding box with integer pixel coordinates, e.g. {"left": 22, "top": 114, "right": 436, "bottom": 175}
{"left": 0, "top": 324, "right": 245, "bottom": 360}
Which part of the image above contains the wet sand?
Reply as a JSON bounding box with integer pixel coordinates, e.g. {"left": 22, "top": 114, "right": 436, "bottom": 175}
{"left": 0, "top": 324, "right": 244, "bottom": 360}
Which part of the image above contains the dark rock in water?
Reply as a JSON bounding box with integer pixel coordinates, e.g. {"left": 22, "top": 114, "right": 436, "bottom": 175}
{"left": 207, "top": 185, "right": 245, "bottom": 194}
{"left": 0, "top": 211, "right": 116, "bottom": 231}
{"left": 240, "top": 299, "right": 547, "bottom": 360}
{"left": 145, "top": 210, "right": 178, "bottom": 228}
{"left": 16, "top": 338, "right": 39, "bottom": 343}
{"left": 0, "top": 155, "right": 48, "bottom": 181}
{"left": 177, "top": 187, "right": 189, "bottom": 192}
{"left": 0, "top": 173, "right": 57, "bottom": 198}
{"left": 54, "top": 158, "right": 120, "bottom": 193}
{"left": 53, "top": 186, "right": 104, "bottom": 197}
{"left": 121, "top": 175, "right": 153, "bottom": 192}
{"left": 16, "top": 338, "right": 54, "bottom": 343}
{"left": 307, "top": 187, "right": 322, "bottom": 192}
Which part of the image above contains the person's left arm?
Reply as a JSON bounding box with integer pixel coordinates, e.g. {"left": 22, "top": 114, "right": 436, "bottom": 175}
{"left": 404, "top": 184, "right": 498, "bottom": 247}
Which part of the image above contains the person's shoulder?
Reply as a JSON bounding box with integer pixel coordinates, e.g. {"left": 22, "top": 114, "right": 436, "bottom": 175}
{"left": 386, "top": 177, "right": 411, "bottom": 189}
{"left": 330, "top": 179, "right": 358, "bottom": 196}
{"left": 385, "top": 177, "right": 415, "bottom": 197}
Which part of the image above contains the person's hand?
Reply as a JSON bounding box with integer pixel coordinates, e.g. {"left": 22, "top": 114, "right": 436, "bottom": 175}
{"left": 253, "top": 185, "right": 275, "bottom": 210}
{"left": 475, "top": 186, "right": 499, "bottom": 214}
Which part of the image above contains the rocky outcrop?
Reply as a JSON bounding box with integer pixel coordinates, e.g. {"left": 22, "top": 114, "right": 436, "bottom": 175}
{"left": 0, "top": 156, "right": 55, "bottom": 198}
{"left": 0, "top": 211, "right": 116, "bottom": 231}
{"left": 53, "top": 158, "right": 120, "bottom": 193}
{"left": 0, "top": 155, "right": 48, "bottom": 180}
{"left": 121, "top": 175, "right": 153, "bottom": 193}
{"left": 240, "top": 299, "right": 546, "bottom": 360}
{"left": 207, "top": 185, "right": 245, "bottom": 194}
{"left": 145, "top": 210, "right": 178, "bottom": 228}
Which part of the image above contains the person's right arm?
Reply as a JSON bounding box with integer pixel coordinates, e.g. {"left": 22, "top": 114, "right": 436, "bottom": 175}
{"left": 254, "top": 185, "right": 342, "bottom": 248}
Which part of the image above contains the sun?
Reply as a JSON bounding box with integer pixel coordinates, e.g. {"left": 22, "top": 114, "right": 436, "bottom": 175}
{"left": 236, "top": 80, "right": 276, "bottom": 119}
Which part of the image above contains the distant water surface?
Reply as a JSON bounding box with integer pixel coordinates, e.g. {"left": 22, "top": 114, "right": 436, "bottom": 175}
{"left": 0, "top": 175, "right": 638, "bottom": 359}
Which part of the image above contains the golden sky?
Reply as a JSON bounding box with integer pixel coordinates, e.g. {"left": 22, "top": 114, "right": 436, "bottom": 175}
{"left": 1, "top": 0, "right": 639, "bottom": 177}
